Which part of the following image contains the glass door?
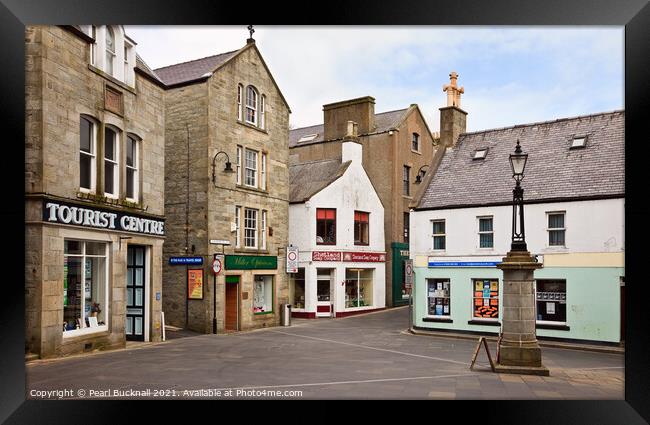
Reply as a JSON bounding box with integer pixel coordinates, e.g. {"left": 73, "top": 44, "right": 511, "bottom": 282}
{"left": 316, "top": 269, "right": 332, "bottom": 317}
{"left": 126, "top": 246, "right": 146, "bottom": 341}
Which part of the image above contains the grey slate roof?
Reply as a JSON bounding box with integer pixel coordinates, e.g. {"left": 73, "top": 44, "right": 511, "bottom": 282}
{"left": 289, "top": 159, "right": 352, "bottom": 203}
{"left": 289, "top": 108, "right": 409, "bottom": 148}
{"left": 135, "top": 54, "right": 164, "bottom": 85}
{"left": 417, "top": 110, "right": 625, "bottom": 210}
{"left": 153, "top": 50, "right": 240, "bottom": 86}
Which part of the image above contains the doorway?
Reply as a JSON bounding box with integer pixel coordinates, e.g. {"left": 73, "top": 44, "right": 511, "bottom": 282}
{"left": 126, "top": 245, "right": 146, "bottom": 341}
{"left": 225, "top": 276, "right": 239, "bottom": 332}
{"left": 316, "top": 269, "right": 333, "bottom": 317}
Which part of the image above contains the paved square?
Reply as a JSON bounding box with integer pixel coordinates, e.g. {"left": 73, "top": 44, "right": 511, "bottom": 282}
{"left": 26, "top": 307, "right": 623, "bottom": 400}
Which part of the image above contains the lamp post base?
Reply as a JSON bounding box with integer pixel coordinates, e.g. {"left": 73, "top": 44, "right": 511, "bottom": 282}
{"left": 494, "top": 363, "right": 550, "bottom": 376}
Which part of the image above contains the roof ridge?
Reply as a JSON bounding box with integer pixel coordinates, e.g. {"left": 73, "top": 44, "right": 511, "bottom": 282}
{"left": 460, "top": 109, "right": 625, "bottom": 138}
{"left": 290, "top": 158, "right": 342, "bottom": 167}
{"left": 290, "top": 107, "right": 409, "bottom": 132}
{"left": 153, "top": 48, "right": 240, "bottom": 71}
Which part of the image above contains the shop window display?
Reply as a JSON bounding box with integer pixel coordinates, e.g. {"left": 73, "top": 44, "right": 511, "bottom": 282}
{"left": 427, "top": 279, "right": 450, "bottom": 316}
{"left": 345, "top": 269, "right": 373, "bottom": 308}
{"left": 289, "top": 269, "right": 306, "bottom": 309}
{"left": 253, "top": 275, "right": 273, "bottom": 314}
{"left": 473, "top": 279, "right": 499, "bottom": 319}
{"left": 535, "top": 279, "right": 567, "bottom": 323}
{"left": 63, "top": 240, "right": 107, "bottom": 334}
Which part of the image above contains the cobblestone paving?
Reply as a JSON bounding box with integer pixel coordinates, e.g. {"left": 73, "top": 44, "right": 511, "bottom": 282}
{"left": 26, "top": 307, "right": 623, "bottom": 400}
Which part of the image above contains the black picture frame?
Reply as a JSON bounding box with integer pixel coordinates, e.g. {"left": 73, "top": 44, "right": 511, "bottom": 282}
{"left": 2, "top": 0, "right": 649, "bottom": 423}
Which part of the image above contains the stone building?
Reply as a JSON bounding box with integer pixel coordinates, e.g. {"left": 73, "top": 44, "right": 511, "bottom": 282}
{"left": 25, "top": 25, "right": 166, "bottom": 358}
{"left": 156, "top": 36, "right": 291, "bottom": 333}
{"left": 289, "top": 96, "right": 439, "bottom": 308}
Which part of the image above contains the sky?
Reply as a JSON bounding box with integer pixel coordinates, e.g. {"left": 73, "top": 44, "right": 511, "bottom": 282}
{"left": 125, "top": 26, "right": 624, "bottom": 133}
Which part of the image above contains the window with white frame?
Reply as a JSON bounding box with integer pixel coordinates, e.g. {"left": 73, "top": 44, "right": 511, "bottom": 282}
{"left": 237, "top": 84, "right": 243, "bottom": 121}
{"left": 126, "top": 135, "right": 139, "bottom": 201}
{"left": 234, "top": 206, "right": 241, "bottom": 248}
{"left": 244, "top": 148, "right": 258, "bottom": 187}
{"left": 244, "top": 208, "right": 258, "bottom": 248}
{"left": 123, "top": 40, "right": 134, "bottom": 86}
{"left": 427, "top": 279, "right": 450, "bottom": 316}
{"left": 236, "top": 145, "right": 242, "bottom": 185}
{"left": 535, "top": 279, "right": 567, "bottom": 323}
{"left": 79, "top": 116, "right": 97, "bottom": 192}
{"left": 63, "top": 240, "right": 108, "bottom": 335}
{"left": 260, "top": 95, "right": 266, "bottom": 129}
{"left": 260, "top": 152, "right": 267, "bottom": 190}
{"left": 548, "top": 212, "right": 566, "bottom": 246}
{"left": 432, "top": 220, "right": 446, "bottom": 250}
{"left": 105, "top": 26, "right": 115, "bottom": 76}
{"left": 104, "top": 127, "right": 120, "bottom": 198}
{"left": 473, "top": 279, "right": 499, "bottom": 319}
{"left": 478, "top": 216, "right": 494, "bottom": 248}
{"left": 245, "top": 86, "right": 258, "bottom": 125}
{"left": 261, "top": 210, "right": 267, "bottom": 250}
{"left": 253, "top": 275, "right": 273, "bottom": 314}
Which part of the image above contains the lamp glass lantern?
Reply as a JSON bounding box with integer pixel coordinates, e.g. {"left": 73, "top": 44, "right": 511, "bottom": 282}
{"left": 509, "top": 140, "right": 528, "bottom": 181}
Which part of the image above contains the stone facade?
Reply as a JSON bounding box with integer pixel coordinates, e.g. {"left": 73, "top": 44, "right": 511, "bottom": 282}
{"left": 162, "top": 41, "right": 291, "bottom": 333}
{"left": 25, "top": 26, "right": 166, "bottom": 358}
{"left": 290, "top": 102, "right": 437, "bottom": 307}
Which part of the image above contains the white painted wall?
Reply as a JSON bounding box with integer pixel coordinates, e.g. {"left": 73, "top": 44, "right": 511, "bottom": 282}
{"left": 410, "top": 198, "right": 624, "bottom": 258}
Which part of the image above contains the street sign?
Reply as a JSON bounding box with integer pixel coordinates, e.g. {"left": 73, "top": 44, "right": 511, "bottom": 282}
{"left": 286, "top": 245, "right": 299, "bottom": 273}
{"left": 212, "top": 254, "right": 224, "bottom": 275}
{"left": 169, "top": 256, "right": 203, "bottom": 265}
{"left": 405, "top": 259, "right": 413, "bottom": 287}
{"left": 210, "top": 239, "right": 231, "bottom": 245}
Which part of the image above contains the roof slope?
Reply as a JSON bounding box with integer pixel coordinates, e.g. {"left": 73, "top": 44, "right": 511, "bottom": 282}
{"left": 289, "top": 159, "right": 351, "bottom": 203}
{"left": 135, "top": 54, "right": 165, "bottom": 85}
{"left": 289, "top": 108, "right": 408, "bottom": 148}
{"left": 417, "top": 110, "right": 625, "bottom": 210}
{"left": 153, "top": 50, "right": 240, "bottom": 86}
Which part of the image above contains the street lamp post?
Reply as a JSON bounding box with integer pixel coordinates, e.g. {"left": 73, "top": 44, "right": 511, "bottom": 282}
{"left": 495, "top": 140, "right": 549, "bottom": 376}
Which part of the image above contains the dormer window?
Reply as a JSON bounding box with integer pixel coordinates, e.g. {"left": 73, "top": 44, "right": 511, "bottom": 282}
{"left": 298, "top": 134, "right": 318, "bottom": 143}
{"left": 473, "top": 148, "right": 488, "bottom": 160}
{"left": 570, "top": 136, "right": 587, "bottom": 149}
{"left": 105, "top": 27, "right": 115, "bottom": 76}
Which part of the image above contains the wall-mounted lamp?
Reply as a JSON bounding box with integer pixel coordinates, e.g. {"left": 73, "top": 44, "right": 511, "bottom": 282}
{"left": 212, "top": 151, "right": 235, "bottom": 186}
{"left": 414, "top": 165, "right": 429, "bottom": 184}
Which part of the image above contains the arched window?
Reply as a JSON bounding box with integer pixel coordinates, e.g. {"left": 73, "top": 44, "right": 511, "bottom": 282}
{"left": 245, "top": 86, "right": 258, "bottom": 125}
{"left": 237, "top": 84, "right": 243, "bottom": 121}
{"left": 105, "top": 26, "right": 115, "bottom": 76}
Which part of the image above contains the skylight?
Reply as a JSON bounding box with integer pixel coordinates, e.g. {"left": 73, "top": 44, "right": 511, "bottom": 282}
{"left": 473, "top": 148, "right": 488, "bottom": 160}
{"left": 570, "top": 136, "right": 587, "bottom": 149}
{"left": 298, "top": 134, "right": 318, "bottom": 143}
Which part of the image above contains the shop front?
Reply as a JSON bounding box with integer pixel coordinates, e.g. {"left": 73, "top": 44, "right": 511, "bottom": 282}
{"left": 26, "top": 196, "right": 165, "bottom": 358}
{"left": 289, "top": 251, "right": 386, "bottom": 318}
{"left": 391, "top": 242, "right": 411, "bottom": 307}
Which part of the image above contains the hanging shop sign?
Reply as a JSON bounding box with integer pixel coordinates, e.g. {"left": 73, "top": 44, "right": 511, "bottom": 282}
{"left": 169, "top": 257, "right": 203, "bottom": 265}
{"left": 286, "top": 246, "right": 299, "bottom": 273}
{"left": 312, "top": 251, "right": 386, "bottom": 262}
{"left": 43, "top": 200, "right": 164, "bottom": 236}
{"left": 187, "top": 269, "right": 204, "bottom": 300}
{"left": 225, "top": 255, "right": 277, "bottom": 270}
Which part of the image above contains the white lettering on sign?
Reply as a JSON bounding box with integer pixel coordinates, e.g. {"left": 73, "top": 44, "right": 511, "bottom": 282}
{"left": 44, "top": 202, "right": 163, "bottom": 235}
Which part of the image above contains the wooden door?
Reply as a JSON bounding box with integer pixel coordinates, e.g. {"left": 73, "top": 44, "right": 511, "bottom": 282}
{"left": 225, "top": 278, "right": 239, "bottom": 332}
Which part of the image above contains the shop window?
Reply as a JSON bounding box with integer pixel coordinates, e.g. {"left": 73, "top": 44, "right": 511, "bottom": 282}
{"left": 427, "top": 279, "right": 450, "bottom": 316}
{"left": 104, "top": 126, "right": 120, "bottom": 198}
{"left": 289, "top": 269, "right": 305, "bottom": 309}
{"left": 354, "top": 211, "right": 369, "bottom": 245}
{"left": 432, "top": 220, "right": 446, "bottom": 250}
{"left": 473, "top": 279, "right": 499, "bottom": 319}
{"left": 244, "top": 208, "right": 258, "bottom": 248}
{"left": 548, "top": 212, "right": 566, "bottom": 246}
{"left": 79, "top": 116, "right": 97, "bottom": 192}
{"left": 403, "top": 212, "right": 410, "bottom": 244}
{"left": 253, "top": 275, "right": 273, "bottom": 314}
{"left": 316, "top": 208, "right": 336, "bottom": 245}
{"left": 244, "top": 148, "right": 258, "bottom": 187}
{"left": 478, "top": 217, "right": 494, "bottom": 248}
{"left": 403, "top": 165, "right": 410, "bottom": 195}
{"left": 126, "top": 134, "right": 139, "bottom": 202}
{"left": 345, "top": 269, "right": 373, "bottom": 308}
{"left": 535, "top": 279, "right": 567, "bottom": 323}
{"left": 63, "top": 240, "right": 108, "bottom": 335}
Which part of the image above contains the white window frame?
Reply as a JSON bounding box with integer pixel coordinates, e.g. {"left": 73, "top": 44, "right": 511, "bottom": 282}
{"left": 125, "top": 135, "right": 139, "bottom": 202}
{"left": 261, "top": 210, "right": 267, "bottom": 250}
{"left": 237, "top": 84, "right": 243, "bottom": 121}
{"left": 62, "top": 240, "right": 110, "bottom": 338}
{"left": 535, "top": 279, "right": 567, "bottom": 325}
{"left": 261, "top": 152, "right": 267, "bottom": 190}
{"left": 245, "top": 86, "right": 258, "bottom": 126}
{"left": 79, "top": 115, "right": 97, "bottom": 193}
{"left": 244, "top": 148, "right": 258, "bottom": 188}
{"left": 104, "top": 126, "right": 120, "bottom": 199}
{"left": 472, "top": 279, "right": 500, "bottom": 321}
{"left": 234, "top": 206, "right": 241, "bottom": 248}
{"left": 547, "top": 211, "right": 566, "bottom": 247}
{"left": 105, "top": 26, "right": 116, "bottom": 76}
{"left": 260, "top": 94, "right": 266, "bottom": 129}
{"left": 244, "top": 208, "right": 258, "bottom": 249}
{"left": 477, "top": 216, "right": 494, "bottom": 249}
{"left": 236, "top": 145, "right": 242, "bottom": 185}
{"left": 123, "top": 39, "right": 134, "bottom": 87}
{"left": 432, "top": 219, "right": 446, "bottom": 251}
{"left": 426, "top": 278, "right": 451, "bottom": 318}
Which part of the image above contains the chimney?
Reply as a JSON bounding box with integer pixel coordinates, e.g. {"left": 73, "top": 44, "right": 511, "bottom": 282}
{"left": 439, "top": 71, "right": 467, "bottom": 148}
{"left": 323, "top": 96, "right": 375, "bottom": 141}
{"left": 342, "top": 121, "right": 363, "bottom": 164}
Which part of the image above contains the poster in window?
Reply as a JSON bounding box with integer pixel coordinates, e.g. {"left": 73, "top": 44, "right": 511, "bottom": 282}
{"left": 187, "top": 269, "right": 204, "bottom": 300}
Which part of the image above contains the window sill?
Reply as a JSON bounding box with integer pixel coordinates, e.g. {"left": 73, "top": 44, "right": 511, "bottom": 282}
{"left": 88, "top": 64, "right": 136, "bottom": 95}
{"left": 402, "top": 195, "right": 413, "bottom": 200}
{"left": 254, "top": 311, "right": 274, "bottom": 316}
{"left": 423, "top": 317, "right": 453, "bottom": 323}
{"left": 236, "top": 184, "right": 268, "bottom": 195}
{"left": 411, "top": 149, "right": 422, "bottom": 155}
{"left": 316, "top": 243, "right": 337, "bottom": 246}
{"left": 536, "top": 323, "right": 570, "bottom": 331}
{"left": 468, "top": 320, "right": 501, "bottom": 327}
{"left": 354, "top": 243, "right": 370, "bottom": 247}
{"left": 62, "top": 325, "right": 109, "bottom": 339}
{"left": 234, "top": 248, "right": 270, "bottom": 255}
{"left": 237, "top": 120, "right": 269, "bottom": 134}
